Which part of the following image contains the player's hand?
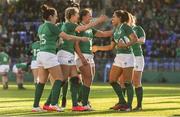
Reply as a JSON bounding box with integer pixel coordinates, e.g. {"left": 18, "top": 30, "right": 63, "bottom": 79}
{"left": 118, "top": 40, "right": 128, "bottom": 48}
{"left": 76, "top": 25, "right": 87, "bottom": 33}
{"left": 97, "top": 15, "right": 108, "bottom": 23}
{"left": 92, "top": 46, "right": 99, "bottom": 53}
{"left": 80, "top": 57, "right": 88, "bottom": 66}
{"left": 80, "top": 37, "right": 89, "bottom": 42}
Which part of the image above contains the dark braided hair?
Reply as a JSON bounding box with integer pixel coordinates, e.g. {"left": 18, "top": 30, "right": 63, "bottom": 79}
{"left": 40, "top": 4, "right": 56, "bottom": 20}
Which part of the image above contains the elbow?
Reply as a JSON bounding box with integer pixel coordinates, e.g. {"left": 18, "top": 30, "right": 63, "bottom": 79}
{"left": 139, "top": 40, "right": 145, "bottom": 44}
{"left": 100, "top": 32, "right": 107, "bottom": 37}
{"left": 60, "top": 32, "right": 70, "bottom": 40}
{"left": 138, "top": 41, "right": 144, "bottom": 44}
{"left": 134, "top": 37, "right": 138, "bottom": 43}
{"left": 109, "top": 46, "right": 114, "bottom": 50}
{"left": 60, "top": 32, "right": 66, "bottom": 39}
{"left": 132, "top": 37, "right": 138, "bottom": 45}
{"left": 139, "top": 38, "right": 145, "bottom": 44}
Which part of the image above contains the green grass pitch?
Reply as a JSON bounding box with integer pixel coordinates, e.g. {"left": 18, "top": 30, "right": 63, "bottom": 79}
{"left": 0, "top": 83, "right": 180, "bottom": 116}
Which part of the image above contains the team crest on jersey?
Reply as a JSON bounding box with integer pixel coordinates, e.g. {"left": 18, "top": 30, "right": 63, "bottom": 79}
{"left": 124, "top": 62, "right": 127, "bottom": 65}
{"left": 68, "top": 59, "right": 74, "bottom": 63}
{"left": 117, "top": 31, "right": 122, "bottom": 35}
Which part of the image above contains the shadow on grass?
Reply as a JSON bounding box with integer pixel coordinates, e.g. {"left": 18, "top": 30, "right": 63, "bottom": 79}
{"left": 172, "top": 115, "right": 180, "bottom": 116}
{"left": 3, "top": 107, "right": 180, "bottom": 116}
{"left": 2, "top": 110, "right": 135, "bottom": 116}
{"left": 144, "top": 101, "right": 180, "bottom": 104}
{"left": 0, "top": 86, "right": 180, "bottom": 98}
{"left": 0, "top": 99, "right": 33, "bottom": 103}
{"left": 142, "top": 107, "right": 180, "bottom": 112}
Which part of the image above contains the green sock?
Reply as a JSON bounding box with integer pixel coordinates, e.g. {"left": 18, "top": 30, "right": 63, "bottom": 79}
{"left": 82, "top": 85, "right": 90, "bottom": 106}
{"left": 62, "top": 81, "right": 68, "bottom": 99}
{"left": 45, "top": 81, "right": 65, "bottom": 106}
{"left": 45, "top": 91, "right": 52, "bottom": 105}
{"left": 34, "top": 83, "right": 37, "bottom": 88}
{"left": 70, "top": 77, "right": 79, "bottom": 106}
{"left": 122, "top": 88, "right": 126, "bottom": 96}
{"left": 110, "top": 82, "right": 126, "bottom": 104}
{"left": 33, "top": 83, "right": 45, "bottom": 107}
{"left": 125, "top": 83, "right": 134, "bottom": 108}
{"left": 18, "top": 83, "right": 23, "bottom": 89}
{"left": 135, "top": 87, "right": 143, "bottom": 107}
{"left": 3, "top": 82, "right": 8, "bottom": 89}
{"left": 77, "top": 82, "right": 83, "bottom": 102}
{"left": 51, "top": 80, "right": 63, "bottom": 105}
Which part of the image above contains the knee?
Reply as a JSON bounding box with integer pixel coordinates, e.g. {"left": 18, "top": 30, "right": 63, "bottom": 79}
{"left": 83, "top": 79, "right": 91, "bottom": 87}
{"left": 61, "top": 80, "right": 68, "bottom": 86}
{"left": 133, "top": 80, "right": 141, "bottom": 88}
{"left": 70, "top": 77, "right": 79, "bottom": 84}
{"left": 109, "top": 79, "right": 117, "bottom": 84}
{"left": 124, "top": 82, "right": 133, "bottom": 88}
{"left": 1, "top": 73, "right": 8, "bottom": 77}
{"left": 39, "top": 80, "right": 47, "bottom": 84}
{"left": 119, "top": 78, "right": 125, "bottom": 85}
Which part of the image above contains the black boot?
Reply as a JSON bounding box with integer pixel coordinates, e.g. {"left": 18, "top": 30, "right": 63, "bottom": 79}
{"left": 18, "top": 83, "right": 26, "bottom": 90}
{"left": 3, "top": 82, "right": 8, "bottom": 90}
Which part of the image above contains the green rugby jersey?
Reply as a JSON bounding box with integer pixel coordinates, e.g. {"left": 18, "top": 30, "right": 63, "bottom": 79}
{"left": 0, "top": 52, "right": 9, "bottom": 65}
{"left": 113, "top": 23, "right": 134, "bottom": 54}
{"left": 31, "top": 41, "right": 40, "bottom": 60}
{"left": 132, "top": 26, "right": 145, "bottom": 56}
{"left": 15, "top": 63, "right": 28, "bottom": 71}
{"left": 38, "top": 21, "right": 61, "bottom": 54}
{"left": 56, "top": 22, "right": 64, "bottom": 51}
{"left": 59, "top": 22, "right": 78, "bottom": 54}
{"left": 77, "top": 23, "right": 97, "bottom": 54}
{"left": 176, "top": 48, "right": 180, "bottom": 57}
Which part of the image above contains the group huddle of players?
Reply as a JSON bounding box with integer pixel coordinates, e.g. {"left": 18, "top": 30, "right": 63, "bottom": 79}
{"left": 0, "top": 1, "right": 145, "bottom": 112}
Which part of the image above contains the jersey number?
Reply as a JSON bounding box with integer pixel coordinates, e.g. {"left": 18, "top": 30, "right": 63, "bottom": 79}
{"left": 39, "top": 34, "right": 46, "bottom": 45}
{"left": 3, "top": 57, "right": 8, "bottom": 62}
{"left": 33, "top": 49, "right": 40, "bottom": 56}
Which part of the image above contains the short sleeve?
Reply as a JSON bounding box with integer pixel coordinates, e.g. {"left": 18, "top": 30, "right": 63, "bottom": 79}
{"left": 56, "top": 22, "right": 63, "bottom": 32}
{"left": 48, "top": 23, "right": 61, "bottom": 35}
{"left": 62, "top": 22, "right": 78, "bottom": 33}
{"left": 92, "top": 28, "right": 98, "bottom": 36}
{"left": 136, "top": 26, "right": 146, "bottom": 38}
{"left": 122, "top": 24, "right": 134, "bottom": 36}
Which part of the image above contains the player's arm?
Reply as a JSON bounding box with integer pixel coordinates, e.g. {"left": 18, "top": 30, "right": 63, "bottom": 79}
{"left": 92, "top": 41, "right": 115, "bottom": 53}
{"left": 59, "top": 32, "right": 89, "bottom": 42}
{"left": 8, "top": 58, "right": 11, "bottom": 66}
{"left": 117, "top": 33, "right": 138, "bottom": 48}
{"left": 137, "top": 37, "right": 145, "bottom": 44}
{"left": 74, "top": 41, "right": 88, "bottom": 65}
{"left": 117, "top": 24, "right": 138, "bottom": 48}
{"left": 50, "top": 22, "right": 89, "bottom": 42}
{"left": 127, "top": 33, "right": 138, "bottom": 46}
{"left": 95, "top": 30, "right": 113, "bottom": 38}
{"left": 75, "top": 15, "right": 107, "bottom": 32}
{"left": 136, "top": 26, "right": 146, "bottom": 44}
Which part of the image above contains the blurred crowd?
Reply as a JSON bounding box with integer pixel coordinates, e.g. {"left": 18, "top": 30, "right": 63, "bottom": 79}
{"left": 0, "top": 0, "right": 180, "bottom": 71}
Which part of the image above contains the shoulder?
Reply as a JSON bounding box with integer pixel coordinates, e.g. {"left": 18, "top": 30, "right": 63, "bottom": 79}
{"left": 38, "top": 24, "right": 44, "bottom": 32}
{"left": 33, "top": 41, "right": 40, "bottom": 46}
{"left": 135, "top": 25, "right": 143, "bottom": 30}
{"left": 64, "top": 22, "right": 78, "bottom": 27}
{"left": 46, "top": 22, "right": 57, "bottom": 28}
{"left": 135, "top": 26, "right": 145, "bottom": 35}
{"left": 56, "top": 22, "right": 64, "bottom": 28}
{"left": 121, "top": 23, "right": 131, "bottom": 29}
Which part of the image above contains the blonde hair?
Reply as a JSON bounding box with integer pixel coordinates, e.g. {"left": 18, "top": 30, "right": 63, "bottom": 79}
{"left": 128, "top": 13, "right": 136, "bottom": 26}
{"left": 65, "top": 7, "right": 79, "bottom": 21}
